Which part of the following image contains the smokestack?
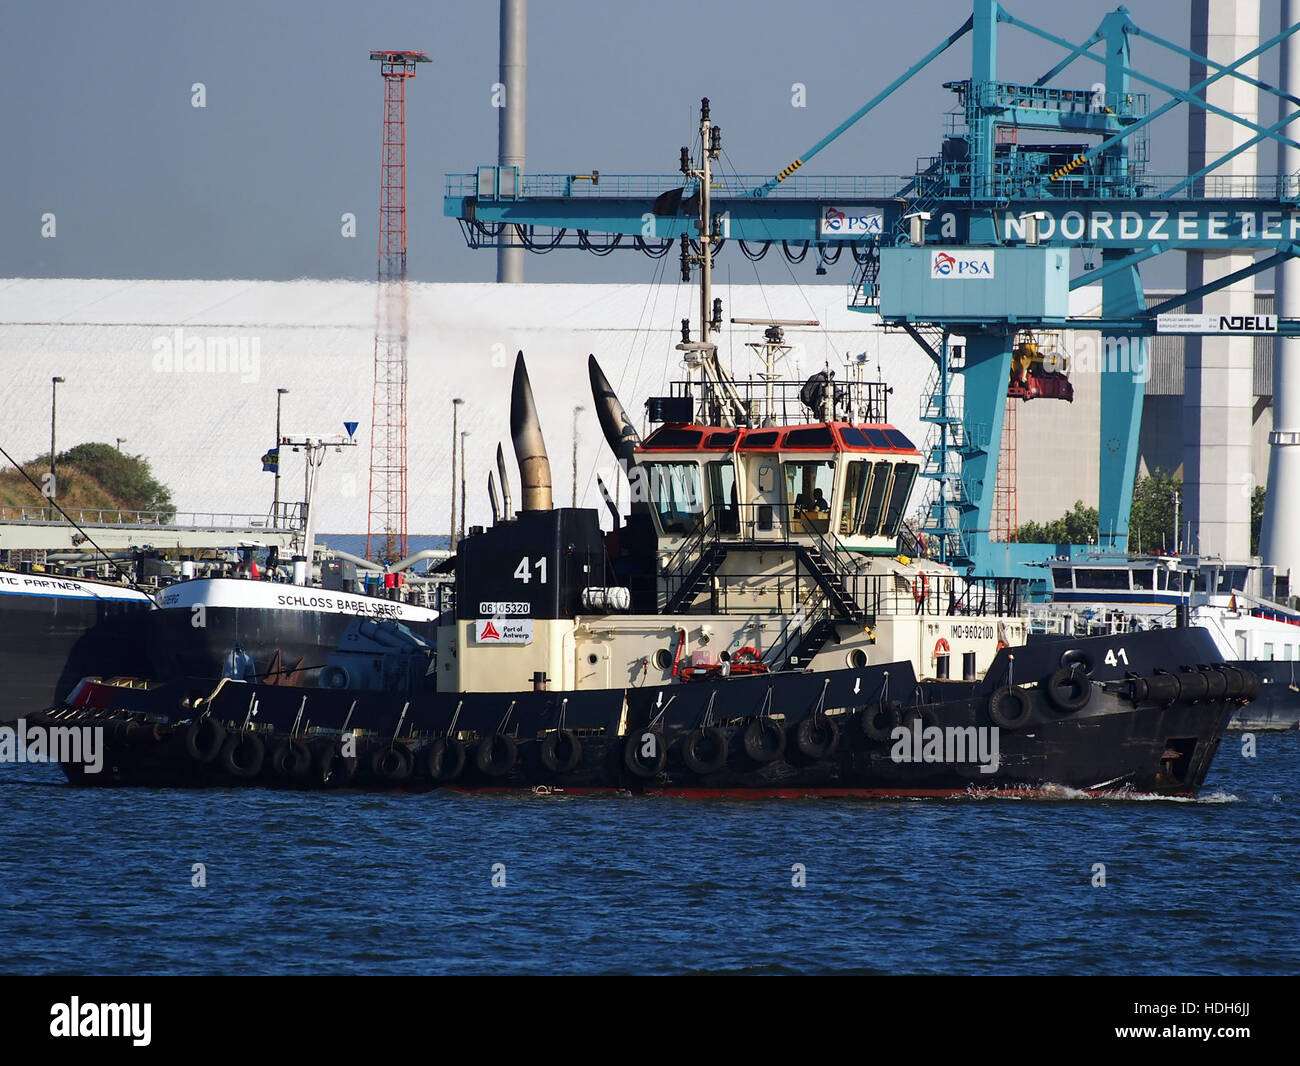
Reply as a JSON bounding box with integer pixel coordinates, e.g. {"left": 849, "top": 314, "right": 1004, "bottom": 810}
{"left": 510, "top": 351, "right": 552, "bottom": 510}
{"left": 497, "top": 0, "right": 526, "bottom": 283}
{"left": 488, "top": 470, "right": 502, "bottom": 524}
{"left": 496, "top": 442, "right": 513, "bottom": 519}
{"left": 587, "top": 355, "right": 641, "bottom": 466}
{"left": 1258, "top": 0, "right": 1300, "bottom": 586}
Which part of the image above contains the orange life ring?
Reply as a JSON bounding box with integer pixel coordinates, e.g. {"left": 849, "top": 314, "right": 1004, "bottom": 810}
{"left": 932, "top": 638, "right": 951, "bottom": 662}
{"left": 912, "top": 574, "right": 929, "bottom": 602}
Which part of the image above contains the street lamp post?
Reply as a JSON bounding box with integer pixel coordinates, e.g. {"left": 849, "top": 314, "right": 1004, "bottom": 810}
{"left": 274, "top": 388, "right": 289, "bottom": 526}
{"left": 572, "top": 405, "right": 584, "bottom": 508}
{"left": 451, "top": 398, "right": 464, "bottom": 549}
{"left": 49, "top": 376, "right": 65, "bottom": 510}
{"left": 115, "top": 437, "right": 127, "bottom": 452}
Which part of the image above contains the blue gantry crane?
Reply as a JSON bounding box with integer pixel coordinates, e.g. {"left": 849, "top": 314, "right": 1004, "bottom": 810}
{"left": 444, "top": 1, "right": 1300, "bottom": 581}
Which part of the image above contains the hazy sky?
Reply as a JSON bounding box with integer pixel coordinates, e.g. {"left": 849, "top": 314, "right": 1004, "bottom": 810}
{"left": 2, "top": 0, "right": 1287, "bottom": 289}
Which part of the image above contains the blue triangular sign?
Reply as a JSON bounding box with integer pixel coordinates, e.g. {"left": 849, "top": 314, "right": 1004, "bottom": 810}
{"left": 344, "top": 421, "right": 358, "bottom": 439}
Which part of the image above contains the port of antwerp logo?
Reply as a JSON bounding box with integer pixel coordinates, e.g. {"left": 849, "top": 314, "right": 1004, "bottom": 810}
{"left": 930, "top": 249, "right": 994, "bottom": 279}
{"left": 480, "top": 620, "right": 501, "bottom": 640}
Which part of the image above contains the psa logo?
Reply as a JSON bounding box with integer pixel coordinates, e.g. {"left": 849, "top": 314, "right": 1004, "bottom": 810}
{"left": 819, "top": 206, "right": 883, "bottom": 237}
{"left": 930, "top": 249, "right": 995, "bottom": 279}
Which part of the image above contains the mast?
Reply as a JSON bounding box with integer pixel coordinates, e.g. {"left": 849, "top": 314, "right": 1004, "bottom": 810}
{"left": 676, "top": 98, "right": 747, "bottom": 427}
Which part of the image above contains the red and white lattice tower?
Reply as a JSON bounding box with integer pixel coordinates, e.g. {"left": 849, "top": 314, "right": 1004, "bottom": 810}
{"left": 366, "top": 49, "right": 428, "bottom": 563}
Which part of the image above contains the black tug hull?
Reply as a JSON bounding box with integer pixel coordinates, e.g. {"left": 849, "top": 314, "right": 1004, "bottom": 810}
{"left": 44, "top": 628, "right": 1242, "bottom": 797}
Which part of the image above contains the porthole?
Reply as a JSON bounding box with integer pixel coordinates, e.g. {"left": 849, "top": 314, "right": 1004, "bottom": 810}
{"left": 653, "top": 648, "right": 673, "bottom": 670}
{"left": 847, "top": 649, "right": 868, "bottom": 669}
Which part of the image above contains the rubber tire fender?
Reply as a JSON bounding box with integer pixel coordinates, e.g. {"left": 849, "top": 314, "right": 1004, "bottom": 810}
{"left": 623, "top": 729, "right": 666, "bottom": 778}
{"left": 680, "top": 727, "right": 729, "bottom": 775}
{"left": 270, "top": 738, "right": 313, "bottom": 779}
{"left": 1042, "top": 667, "right": 1091, "bottom": 713}
{"left": 539, "top": 729, "right": 583, "bottom": 774}
{"left": 1218, "top": 665, "right": 1247, "bottom": 700}
{"left": 371, "top": 744, "right": 414, "bottom": 783}
{"left": 743, "top": 718, "right": 786, "bottom": 764}
{"left": 424, "top": 737, "right": 466, "bottom": 782}
{"left": 1143, "top": 671, "right": 1181, "bottom": 705}
{"left": 1058, "top": 648, "right": 1094, "bottom": 676}
{"left": 988, "top": 686, "right": 1033, "bottom": 730}
{"left": 860, "top": 701, "right": 902, "bottom": 742}
{"left": 219, "top": 732, "right": 265, "bottom": 778}
{"left": 475, "top": 734, "right": 518, "bottom": 777}
{"left": 793, "top": 715, "right": 840, "bottom": 760}
{"left": 1200, "top": 667, "right": 1228, "bottom": 703}
{"left": 184, "top": 718, "right": 226, "bottom": 764}
{"left": 1239, "top": 668, "right": 1261, "bottom": 702}
{"left": 1175, "top": 670, "right": 1210, "bottom": 704}
{"left": 313, "top": 738, "right": 357, "bottom": 787}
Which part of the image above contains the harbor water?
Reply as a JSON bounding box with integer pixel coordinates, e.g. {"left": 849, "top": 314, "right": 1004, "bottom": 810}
{"left": 2, "top": 730, "right": 1297, "bottom": 975}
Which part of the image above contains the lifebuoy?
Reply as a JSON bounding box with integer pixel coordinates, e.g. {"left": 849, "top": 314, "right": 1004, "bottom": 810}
{"left": 987, "top": 686, "right": 1033, "bottom": 730}
{"left": 184, "top": 717, "right": 226, "bottom": 763}
{"left": 912, "top": 574, "right": 929, "bottom": 602}
{"left": 370, "top": 744, "right": 414, "bottom": 783}
{"left": 1042, "top": 667, "right": 1091, "bottom": 713}
{"left": 313, "top": 738, "right": 357, "bottom": 787}
{"left": 540, "top": 729, "right": 583, "bottom": 774}
{"left": 270, "top": 737, "right": 312, "bottom": 779}
{"left": 793, "top": 715, "right": 840, "bottom": 760}
{"left": 680, "top": 727, "right": 729, "bottom": 775}
{"left": 623, "top": 729, "right": 666, "bottom": 777}
{"left": 860, "top": 700, "right": 902, "bottom": 741}
{"left": 743, "top": 718, "right": 786, "bottom": 763}
{"left": 932, "top": 638, "right": 951, "bottom": 663}
{"left": 475, "top": 734, "right": 518, "bottom": 777}
{"left": 219, "top": 732, "right": 265, "bottom": 778}
{"left": 423, "top": 737, "right": 465, "bottom": 782}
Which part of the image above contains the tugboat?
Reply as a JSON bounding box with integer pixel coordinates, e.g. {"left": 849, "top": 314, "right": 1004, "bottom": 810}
{"left": 1031, "top": 554, "right": 1300, "bottom": 730}
{"left": 41, "top": 102, "right": 1253, "bottom": 796}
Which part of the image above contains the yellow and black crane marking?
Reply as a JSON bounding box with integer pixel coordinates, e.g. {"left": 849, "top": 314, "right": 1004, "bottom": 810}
{"left": 1050, "top": 153, "right": 1089, "bottom": 181}
{"left": 775, "top": 158, "right": 805, "bottom": 183}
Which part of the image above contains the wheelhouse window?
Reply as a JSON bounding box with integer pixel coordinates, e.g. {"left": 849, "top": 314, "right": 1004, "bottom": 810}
{"left": 1131, "top": 568, "right": 1154, "bottom": 590}
{"left": 859, "top": 461, "right": 893, "bottom": 536}
{"left": 880, "top": 462, "right": 918, "bottom": 537}
{"left": 1051, "top": 567, "right": 1073, "bottom": 589}
{"left": 839, "top": 461, "right": 873, "bottom": 536}
{"left": 1075, "top": 568, "right": 1131, "bottom": 590}
{"left": 784, "top": 460, "right": 835, "bottom": 533}
{"left": 707, "top": 460, "right": 739, "bottom": 534}
{"left": 645, "top": 462, "right": 702, "bottom": 534}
